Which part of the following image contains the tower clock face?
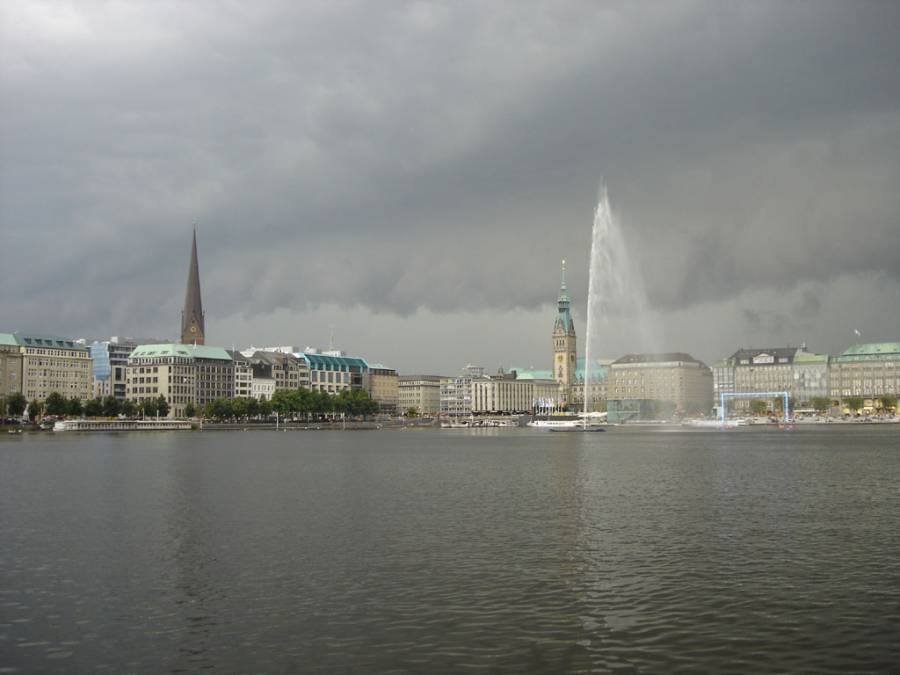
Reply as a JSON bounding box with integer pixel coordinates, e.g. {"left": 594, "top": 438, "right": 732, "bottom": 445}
{"left": 190, "top": 325, "right": 197, "bottom": 333}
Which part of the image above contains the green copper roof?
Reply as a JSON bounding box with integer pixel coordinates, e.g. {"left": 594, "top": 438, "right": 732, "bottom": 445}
{"left": 793, "top": 351, "right": 829, "bottom": 364}
{"left": 128, "top": 343, "right": 232, "bottom": 361}
{"left": 509, "top": 358, "right": 609, "bottom": 382}
{"left": 511, "top": 368, "right": 554, "bottom": 380}
{"left": 0, "top": 333, "right": 18, "bottom": 347}
{"left": 189, "top": 345, "right": 232, "bottom": 360}
{"left": 298, "top": 353, "right": 369, "bottom": 371}
{"left": 834, "top": 342, "right": 900, "bottom": 362}
{"left": 7, "top": 332, "right": 86, "bottom": 350}
{"left": 840, "top": 342, "right": 900, "bottom": 356}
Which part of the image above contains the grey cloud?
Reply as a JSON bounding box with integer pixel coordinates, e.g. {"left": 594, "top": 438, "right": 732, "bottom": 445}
{"left": 1, "top": 1, "right": 899, "bottom": 368}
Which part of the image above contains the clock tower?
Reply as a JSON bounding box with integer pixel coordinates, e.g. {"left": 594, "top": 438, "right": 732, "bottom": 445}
{"left": 552, "top": 259, "right": 577, "bottom": 405}
{"left": 180, "top": 227, "right": 206, "bottom": 345}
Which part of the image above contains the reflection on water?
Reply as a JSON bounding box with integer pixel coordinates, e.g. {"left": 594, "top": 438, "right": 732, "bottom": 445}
{"left": 1, "top": 428, "right": 899, "bottom": 672}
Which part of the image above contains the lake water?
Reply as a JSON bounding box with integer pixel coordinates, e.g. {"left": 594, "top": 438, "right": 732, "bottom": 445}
{"left": 1, "top": 427, "right": 898, "bottom": 673}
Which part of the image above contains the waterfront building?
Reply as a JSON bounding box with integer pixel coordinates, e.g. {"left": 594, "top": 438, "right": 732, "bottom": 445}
{"left": 299, "top": 352, "right": 367, "bottom": 394}
{"left": 570, "top": 358, "right": 612, "bottom": 411}
{"left": 717, "top": 345, "right": 835, "bottom": 409}
{"left": 714, "top": 346, "right": 805, "bottom": 413}
{"left": 366, "top": 364, "right": 399, "bottom": 414}
{"left": 125, "top": 343, "right": 234, "bottom": 417}
{"left": 90, "top": 337, "right": 140, "bottom": 400}
{"left": 440, "top": 365, "right": 483, "bottom": 417}
{"left": 5, "top": 333, "right": 93, "bottom": 402}
{"left": 229, "top": 350, "right": 253, "bottom": 398}
{"left": 513, "top": 357, "right": 611, "bottom": 411}
{"left": 712, "top": 358, "right": 735, "bottom": 401}
{"left": 828, "top": 342, "right": 899, "bottom": 409}
{"left": 180, "top": 228, "right": 206, "bottom": 346}
{"left": 193, "top": 346, "right": 234, "bottom": 406}
{"left": 127, "top": 344, "right": 195, "bottom": 417}
{"left": 471, "top": 370, "right": 534, "bottom": 415}
{"left": 248, "top": 351, "right": 309, "bottom": 392}
{"left": 552, "top": 260, "right": 577, "bottom": 406}
{"left": 792, "top": 349, "right": 830, "bottom": 404}
{"left": 398, "top": 375, "right": 442, "bottom": 416}
{"left": 607, "top": 352, "right": 713, "bottom": 422}
{"left": 531, "top": 377, "right": 562, "bottom": 410}
{"left": 731, "top": 347, "right": 796, "bottom": 394}
{"left": 0, "top": 333, "right": 23, "bottom": 400}
{"left": 126, "top": 343, "right": 233, "bottom": 417}
{"left": 251, "top": 373, "right": 276, "bottom": 401}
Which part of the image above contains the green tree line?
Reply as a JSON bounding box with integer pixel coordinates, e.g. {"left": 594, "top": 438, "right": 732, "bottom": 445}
{"left": 199, "top": 388, "right": 379, "bottom": 421}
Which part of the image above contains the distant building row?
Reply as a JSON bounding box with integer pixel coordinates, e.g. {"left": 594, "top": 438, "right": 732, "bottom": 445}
{"left": 0, "top": 333, "right": 399, "bottom": 418}
{"left": 713, "top": 343, "right": 900, "bottom": 411}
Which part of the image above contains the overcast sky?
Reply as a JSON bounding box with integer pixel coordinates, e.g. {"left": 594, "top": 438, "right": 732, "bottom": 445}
{"left": 2, "top": 1, "right": 898, "bottom": 373}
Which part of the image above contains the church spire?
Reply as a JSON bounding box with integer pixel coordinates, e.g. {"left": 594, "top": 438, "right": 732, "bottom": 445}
{"left": 559, "top": 259, "right": 569, "bottom": 302}
{"left": 180, "top": 226, "right": 205, "bottom": 345}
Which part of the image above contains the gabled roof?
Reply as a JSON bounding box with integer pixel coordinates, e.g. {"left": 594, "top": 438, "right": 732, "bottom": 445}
{"left": 248, "top": 350, "right": 301, "bottom": 366}
{"left": 227, "top": 349, "right": 250, "bottom": 363}
{"left": 729, "top": 347, "right": 799, "bottom": 363}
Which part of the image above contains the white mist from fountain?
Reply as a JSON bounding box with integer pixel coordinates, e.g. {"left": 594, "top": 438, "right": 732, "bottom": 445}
{"left": 583, "top": 184, "right": 655, "bottom": 415}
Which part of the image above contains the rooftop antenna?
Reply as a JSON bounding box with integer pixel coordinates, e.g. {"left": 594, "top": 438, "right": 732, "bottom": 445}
{"left": 329, "top": 325, "right": 335, "bottom": 351}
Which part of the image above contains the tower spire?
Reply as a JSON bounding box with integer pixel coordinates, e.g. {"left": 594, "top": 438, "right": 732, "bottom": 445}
{"left": 561, "top": 259, "right": 567, "bottom": 291}
{"left": 180, "top": 225, "right": 205, "bottom": 345}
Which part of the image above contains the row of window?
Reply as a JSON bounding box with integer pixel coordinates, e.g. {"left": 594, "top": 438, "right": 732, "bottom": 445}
{"left": 25, "top": 350, "right": 87, "bottom": 358}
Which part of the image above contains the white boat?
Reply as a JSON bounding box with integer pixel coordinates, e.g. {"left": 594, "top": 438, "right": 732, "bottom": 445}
{"left": 529, "top": 419, "right": 581, "bottom": 429}
{"left": 529, "top": 417, "right": 605, "bottom": 432}
{"left": 54, "top": 419, "right": 192, "bottom": 432}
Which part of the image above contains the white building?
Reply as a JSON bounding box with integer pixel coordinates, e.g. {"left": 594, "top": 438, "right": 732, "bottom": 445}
{"left": 399, "top": 375, "right": 442, "bottom": 416}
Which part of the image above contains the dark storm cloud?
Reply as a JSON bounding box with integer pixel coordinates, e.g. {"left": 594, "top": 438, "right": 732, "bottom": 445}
{"left": 1, "top": 1, "right": 898, "bottom": 365}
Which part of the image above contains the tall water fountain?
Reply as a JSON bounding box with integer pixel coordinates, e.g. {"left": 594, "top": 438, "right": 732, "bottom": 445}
{"left": 583, "top": 185, "right": 652, "bottom": 415}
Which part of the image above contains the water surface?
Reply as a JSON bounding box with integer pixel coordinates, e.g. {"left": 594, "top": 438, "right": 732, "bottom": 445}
{"left": 1, "top": 427, "right": 898, "bottom": 673}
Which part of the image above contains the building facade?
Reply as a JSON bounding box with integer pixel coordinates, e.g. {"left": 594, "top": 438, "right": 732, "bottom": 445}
{"left": 829, "top": 342, "right": 899, "bottom": 408}
{"left": 792, "top": 350, "right": 830, "bottom": 404}
{"left": 367, "top": 364, "right": 399, "bottom": 414}
{"left": 608, "top": 352, "right": 713, "bottom": 422}
{"left": 194, "top": 347, "right": 235, "bottom": 406}
{"left": 0, "top": 333, "right": 24, "bottom": 401}
{"left": 712, "top": 358, "right": 735, "bottom": 401}
{"left": 248, "top": 351, "right": 310, "bottom": 392}
{"left": 251, "top": 375, "right": 276, "bottom": 401}
{"left": 471, "top": 372, "right": 534, "bottom": 415}
{"left": 90, "top": 338, "right": 139, "bottom": 400}
{"left": 440, "top": 365, "right": 485, "bottom": 417}
{"left": 126, "top": 344, "right": 233, "bottom": 417}
{"left": 229, "top": 350, "right": 253, "bottom": 398}
{"left": 398, "top": 375, "right": 442, "bottom": 416}
{"left": 126, "top": 344, "right": 196, "bottom": 418}
{"left": 300, "top": 352, "right": 366, "bottom": 394}
{"left": 8, "top": 333, "right": 93, "bottom": 402}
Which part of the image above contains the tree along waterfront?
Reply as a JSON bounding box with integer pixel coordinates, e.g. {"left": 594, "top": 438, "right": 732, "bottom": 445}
{"left": 200, "top": 387, "right": 379, "bottom": 422}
